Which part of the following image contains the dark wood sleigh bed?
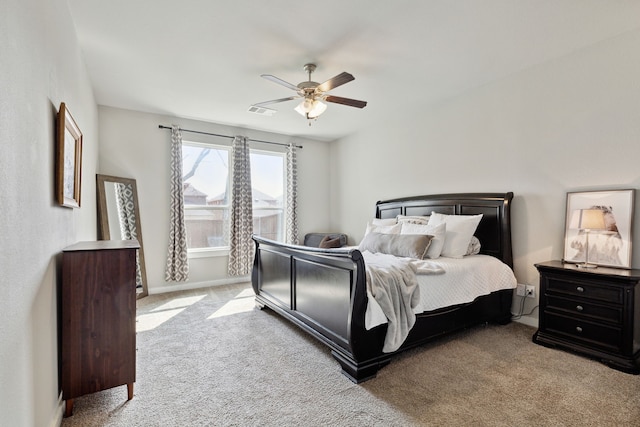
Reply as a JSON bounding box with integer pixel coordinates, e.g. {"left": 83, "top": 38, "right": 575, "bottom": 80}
{"left": 251, "top": 192, "right": 514, "bottom": 382}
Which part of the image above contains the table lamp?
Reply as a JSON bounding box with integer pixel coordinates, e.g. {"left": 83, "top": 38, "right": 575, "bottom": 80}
{"left": 569, "top": 209, "right": 606, "bottom": 268}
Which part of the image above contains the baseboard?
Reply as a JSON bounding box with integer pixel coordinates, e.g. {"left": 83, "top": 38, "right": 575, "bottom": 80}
{"left": 148, "top": 276, "right": 250, "bottom": 295}
{"left": 51, "top": 392, "right": 64, "bottom": 427}
{"left": 513, "top": 315, "right": 538, "bottom": 328}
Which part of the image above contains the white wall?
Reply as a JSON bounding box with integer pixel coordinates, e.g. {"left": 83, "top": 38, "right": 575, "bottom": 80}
{"left": 0, "top": 0, "right": 98, "bottom": 425}
{"left": 330, "top": 28, "right": 640, "bottom": 326}
{"left": 98, "top": 107, "right": 332, "bottom": 293}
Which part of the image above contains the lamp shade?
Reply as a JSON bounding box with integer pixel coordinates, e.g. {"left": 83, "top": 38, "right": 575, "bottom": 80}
{"left": 569, "top": 209, "right": 606, "bottom": 230}
{"left": 295, "top": 98, "right": 327, "bottom": 118}
{"left": 307, "top": 100, "right": 327, "bottom": 118}
{"left": 294, "top": 98, "right": 314, "bottom": 116}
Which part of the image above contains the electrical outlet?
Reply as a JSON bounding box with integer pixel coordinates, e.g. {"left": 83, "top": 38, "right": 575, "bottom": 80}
{"left": 525, "top": 285, "right": 536, "bottom": 298}
{"left": 516, "top": 284, "right": 526, "bottom": 296}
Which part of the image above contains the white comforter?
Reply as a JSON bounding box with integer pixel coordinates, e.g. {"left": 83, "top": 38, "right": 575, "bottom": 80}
{"left": 364, "top": 254, "right": 517, "bottom": 331}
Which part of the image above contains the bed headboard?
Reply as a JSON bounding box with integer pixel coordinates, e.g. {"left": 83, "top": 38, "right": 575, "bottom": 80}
{"left": 375, "top": 192, "right": 514, "bottom": 268}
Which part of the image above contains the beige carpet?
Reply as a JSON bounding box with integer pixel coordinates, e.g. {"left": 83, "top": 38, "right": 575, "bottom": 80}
{"left": 61, "top": 282, "right": 640, "bottom": 427}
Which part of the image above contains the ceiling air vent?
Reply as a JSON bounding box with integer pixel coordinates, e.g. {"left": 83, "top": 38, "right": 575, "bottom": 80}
{"left": 248, "top": 105, "right": 276, "bottom": 116}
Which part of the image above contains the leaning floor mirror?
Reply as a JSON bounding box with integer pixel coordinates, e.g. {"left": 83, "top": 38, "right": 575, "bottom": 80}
{"left": 96, "top": 174, "right": 148, "bottom": 298}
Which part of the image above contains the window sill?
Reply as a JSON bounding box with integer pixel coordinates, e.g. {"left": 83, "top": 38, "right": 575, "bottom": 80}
{"left": 188, "top": 248, "right": 230, "bottom": 258}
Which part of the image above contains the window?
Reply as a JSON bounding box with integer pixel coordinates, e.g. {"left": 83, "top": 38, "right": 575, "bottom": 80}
{"left": 250, "top": 150, "right": 285, "bottom": 242}
{"left": 182, "top": 141, "right": 285, "bottom": 251}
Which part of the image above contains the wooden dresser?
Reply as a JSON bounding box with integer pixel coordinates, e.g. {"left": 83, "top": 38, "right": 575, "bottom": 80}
{"left": 533, "top": 260, "right": 640, "bottom": 374}
{"left": 60, "top": 240, "right": 139, "bottom": 417}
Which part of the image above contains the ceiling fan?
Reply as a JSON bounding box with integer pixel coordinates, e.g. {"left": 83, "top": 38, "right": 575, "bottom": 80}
{"left": 250, "top": 63, "right": 367, "bottom": 123}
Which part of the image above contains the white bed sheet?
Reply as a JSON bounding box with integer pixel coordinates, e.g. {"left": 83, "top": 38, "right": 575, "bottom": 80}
{"left": 365, "top": 254, "right": 517, "bottom": 330}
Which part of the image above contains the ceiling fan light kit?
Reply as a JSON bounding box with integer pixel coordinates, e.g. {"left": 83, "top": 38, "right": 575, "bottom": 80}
{"left": 252, "top": 63, "right": 367, "bottom": 125}
{"left": 294, "top": 98, "right": 327, "bottom": 119}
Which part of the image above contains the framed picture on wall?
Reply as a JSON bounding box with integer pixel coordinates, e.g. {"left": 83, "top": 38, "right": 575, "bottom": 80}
{"left": 563, "top": 189, "right": 635, "bottom": 269}
{"left": 56, "top": 102, "right": 83, "bottom": 208}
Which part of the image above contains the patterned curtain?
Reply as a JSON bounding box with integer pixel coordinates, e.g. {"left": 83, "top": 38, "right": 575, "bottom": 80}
{"left": 165, "top": 125, "right": 189, "bottom": 282}
{"left": 285, "top": 143, "right": 299, "bottom": 244}
{"left": 115, "top": 183, "right": 142, "bottom": 290}
{"left": 228, "top": 136, "right": 254, "bottom": 276}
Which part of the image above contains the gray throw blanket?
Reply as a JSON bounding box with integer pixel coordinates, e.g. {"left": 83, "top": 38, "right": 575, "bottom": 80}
{"left": 363, "top": 251, "right": 421, "bottom": 352}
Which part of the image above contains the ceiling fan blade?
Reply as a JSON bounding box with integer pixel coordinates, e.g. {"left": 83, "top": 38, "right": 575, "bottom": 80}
{"left": 325, "top": 95, "right": 367, "bottom": 109}
{"left": 261, "top": 74, "right": 301, "bottom": 92}
{"left": 316, "top": 72, "right": 354, "bottom": 92}
{"left": 252, "top": 96, "right": 300, "bottom": 107}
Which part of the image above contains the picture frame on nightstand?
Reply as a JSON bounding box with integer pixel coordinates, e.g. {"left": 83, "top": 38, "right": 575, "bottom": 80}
{"left": 563, "top": 189, "right": 634, "bottom": 269}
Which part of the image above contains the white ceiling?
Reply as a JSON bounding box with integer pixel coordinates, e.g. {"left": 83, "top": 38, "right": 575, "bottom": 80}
{"left": 67, "top": 0, "right": 640, "bottom": 141}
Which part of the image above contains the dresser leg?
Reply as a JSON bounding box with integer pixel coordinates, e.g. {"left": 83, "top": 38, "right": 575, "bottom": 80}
{"left": 64, "top": 399, "right": 74, "bottom": 417}
{"left": 127, "top": 383, "right": 134, "bottom": 400}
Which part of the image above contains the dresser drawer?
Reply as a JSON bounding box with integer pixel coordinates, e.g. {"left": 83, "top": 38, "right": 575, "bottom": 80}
{"left": 546, "top": 276, "right": 623, "bottom": 304}
{"left": 546, "top": 295, "right": 623, "bottom": 325}
{"left": 544, "top": 312, "right": 623, "bottom": 352}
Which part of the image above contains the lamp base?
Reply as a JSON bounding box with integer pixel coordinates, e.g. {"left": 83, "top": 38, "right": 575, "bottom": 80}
{"left": 577, "top": 262, "right": 598, "bottom": 269}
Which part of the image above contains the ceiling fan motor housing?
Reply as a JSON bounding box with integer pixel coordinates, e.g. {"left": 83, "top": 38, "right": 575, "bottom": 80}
{"left": 298, "top": 81, "right": 319, "bottom": 89}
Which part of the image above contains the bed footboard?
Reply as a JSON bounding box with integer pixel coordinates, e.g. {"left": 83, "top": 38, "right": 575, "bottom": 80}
{"left": 251, "top": 236, "right": 390, "bottom": 382}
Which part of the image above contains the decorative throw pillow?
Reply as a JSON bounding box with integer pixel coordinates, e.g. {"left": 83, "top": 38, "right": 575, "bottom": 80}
{"left": 396, "top": 214, "right": 430, "bottom": 225}
{"left": 465, "top": 236, "right": 481, "bottom": 256}
{"left": 319, "top": 235, "right": 343, "bottom": 248}
{"left": 358, "top": 232, "right": 434, "bottom": 259}
{"left": 427, "top": 212, "right": 483, "bottom": 258}
{"left": 371, "top": 217, "right": 398, "bottom": 226}
{"left": 400, "top": 222, "right": 446, "bottom": 259}
{"left": 363, "top": 222, "right": 402, "bottom": 237}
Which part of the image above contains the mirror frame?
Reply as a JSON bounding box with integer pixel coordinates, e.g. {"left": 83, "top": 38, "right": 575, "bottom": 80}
{"left": 96, "top": 174, "right": 148, "bottom": 298}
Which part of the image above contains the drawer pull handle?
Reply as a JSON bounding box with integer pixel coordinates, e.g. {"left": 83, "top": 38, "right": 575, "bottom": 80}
{"left": 576, "top": 286, "right": 584, "bottom": 293}
{"left": 576, "top": 305, "right": 584, "bottom": 311}
{"left": 576, "top": 326, "right": 583, "bottom": 333}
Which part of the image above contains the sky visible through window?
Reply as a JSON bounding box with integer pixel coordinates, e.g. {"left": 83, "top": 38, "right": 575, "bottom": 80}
{"left": 182, "top": 144, "right": 284, "bottom": 200}
{"left": 250, "top": 152, "right": 284, "bottom": 200}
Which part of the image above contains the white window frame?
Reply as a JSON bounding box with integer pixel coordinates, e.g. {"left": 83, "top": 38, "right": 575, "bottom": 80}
{"left": 250, "top": 148, "right": 286, "bottom": 243}
{"left": 182, "top": 140, "right": 231, "bottom": 256}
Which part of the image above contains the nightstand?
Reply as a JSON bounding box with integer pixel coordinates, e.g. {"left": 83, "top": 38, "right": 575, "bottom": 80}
{"left": 533, "top": 260, "right": 640, "bottom": 374}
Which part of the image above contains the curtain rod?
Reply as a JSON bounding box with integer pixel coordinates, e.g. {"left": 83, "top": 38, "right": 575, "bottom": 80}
{"left": 158, "top": 125, "right": 303, "bottom": 149}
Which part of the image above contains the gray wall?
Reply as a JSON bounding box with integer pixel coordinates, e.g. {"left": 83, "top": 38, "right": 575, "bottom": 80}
{"left": 329, "top": 28, "right": 640, "bottom": 326}
{"left": 0, "top": 0, "right": 99, "bottom": 425}
{"left": 98, "top": 106, "right": 333, "bottom": 293}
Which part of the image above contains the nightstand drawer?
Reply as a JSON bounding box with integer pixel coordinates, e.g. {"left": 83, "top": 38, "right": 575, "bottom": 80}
{"left": 545, "top": 312, "right": 622, "bottom": 351}
{"left": 546, "top": 295, "right": 623, "bottom": 324}
{"left": 546, "top": 277, "right": 623, "bottom": 304}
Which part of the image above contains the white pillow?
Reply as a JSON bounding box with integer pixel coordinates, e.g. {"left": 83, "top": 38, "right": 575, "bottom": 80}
{"left": 427, "top": 212, "right": 483, "bottom": 258}
{"left": 363, "top": 221, "right": 402, "bottom": 237}
{"left": 400, "top": 222, "right": 446, "bottom": 259}
{"left": 396, "top": 214, "right": 430, "bottom": 225}
{"left": 371, "top": 217, "right": 398, "bottom": 226}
